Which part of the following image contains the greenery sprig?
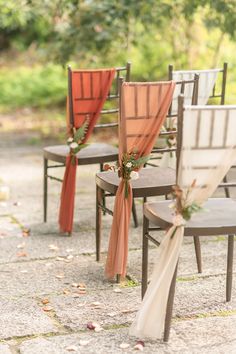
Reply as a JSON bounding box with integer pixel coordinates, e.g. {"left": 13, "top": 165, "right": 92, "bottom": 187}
{"left": 169, "top": 179, "right": 204, "bottom": 238}
{"left": 119, "top": 150, "right": 150, "bottom": 198}
{"left": 67, "top": 120, "right": 89, "bottom": 165}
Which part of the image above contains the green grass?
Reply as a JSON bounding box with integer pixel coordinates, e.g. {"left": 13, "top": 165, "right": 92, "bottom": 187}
{"left": 0, "top": 64, "right": 67, "bottom": 110}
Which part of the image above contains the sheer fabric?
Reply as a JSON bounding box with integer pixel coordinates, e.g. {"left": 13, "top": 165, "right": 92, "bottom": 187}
{"left": 130, "top": 105, "right": 236, "bottom": 339}
{"left": 59, "top": 69, "right": 115, "bottom": 233}
{"left": 105, "top": 81, "right": 176, "bottom": 279}
{"left": 161, "top": 69, "right": 219, "bottom": 169}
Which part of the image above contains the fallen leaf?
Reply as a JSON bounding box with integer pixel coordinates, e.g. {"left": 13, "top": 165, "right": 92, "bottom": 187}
{"left": 22, "top": 228, "right": 30, "bottom": 237}
{"left": 107, "top": 312, "right": 116, "bottom": 317}
{"left": 43, "top": 306, "right": 53, "bottom": 312}
{"left": 55, "top": 274, "right": 65, "bottom": 279}
{"left": 79, "top": 340, "right": 90, "bottom": 346}
{"left": 87, "top": 321, "right": 100, "bottom": 330}
{"left": 121, "top": 309, "right": 135, "bottom": 314}
{"left": 66, "top": 345, "right": 78, "bottom": 351}
{"left": 113, "top": 288, "right": 122, "bottom": 293}
{"left": 71, "top": 283, "right": 79, "bottom": 288}
{"left": 134, "top": 341, "right": 145, "bottom": 351}
{"left": 119, "top": 343, "right": 130, "bottom": 349}
{"left": 78, "top": 283, "right": 86, "bottom": 289}
{"left": 41, "top": 298, "right": 49, "bottom": 305}
{"left": 17, "top": 242, "right": 25, "bottom": 249}
{"left": 90, "top": 301, "right": 102, "bottom": 307}
{"left": 48, "top": 244, "right": 59, "bottom": 251}
{"left": 56, "top": 256, "right": 65, "bottom": 261}
{"left": 17, "top": 252, "right": 28, "bottom": 257}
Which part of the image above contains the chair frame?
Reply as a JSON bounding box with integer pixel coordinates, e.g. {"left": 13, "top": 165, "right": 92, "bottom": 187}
{"left": 168, "top": 62, "right": 228, "bottom": 105}
{"left": 142, "top": 96, "right": 235, "bottom": 341}
{"left": 95, "top": 76, "right": 199, "bottom": 276}
{"left": 43, "top": 63, "right": 131, "bottom": 223}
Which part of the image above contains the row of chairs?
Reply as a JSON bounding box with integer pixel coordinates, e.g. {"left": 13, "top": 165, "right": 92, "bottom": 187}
{"left": 42, "top": 62, "right": 234, "bottom": 341}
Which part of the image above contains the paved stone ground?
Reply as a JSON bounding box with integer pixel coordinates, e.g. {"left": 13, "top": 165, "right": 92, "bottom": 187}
{"left": 0, "top": 134, "right": 236, "bottom": 353}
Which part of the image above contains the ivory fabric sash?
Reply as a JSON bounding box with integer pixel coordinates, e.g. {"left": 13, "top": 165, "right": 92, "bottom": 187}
{"left": 130, "top": 105, "right": 236, "bottom": 339}
{"left": 59, "top": 69, "right": 115, "bottom": 233}
{"left": 105, "top": 81, "right": 176, "bottom": 279}
{"left": 161, "top": 69, "right": 219, "bottom": 169}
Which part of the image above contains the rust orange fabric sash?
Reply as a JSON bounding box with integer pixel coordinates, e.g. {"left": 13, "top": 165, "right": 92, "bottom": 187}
{"left": 105, "top": 81, "right": 176, "bottom": 278}
{"left": 59, "top": 69, "right": 115, "bottom": 233}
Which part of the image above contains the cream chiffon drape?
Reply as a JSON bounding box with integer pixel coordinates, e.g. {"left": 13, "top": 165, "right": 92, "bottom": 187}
{"left": 161, "top": 69, "right": 219, "bottom": 169}
{"left": 130, "top": 105, "right": 236, "bottom": 339}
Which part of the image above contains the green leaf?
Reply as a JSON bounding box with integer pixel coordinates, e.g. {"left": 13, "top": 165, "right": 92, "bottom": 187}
{"left": 74, "top": 121, "right": 88, "bottom": 142}
{"left": 132, "top": 155, "right": 150, "bottom": 167}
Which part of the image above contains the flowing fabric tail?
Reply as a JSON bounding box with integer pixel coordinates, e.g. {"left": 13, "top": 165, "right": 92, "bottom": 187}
{"left": 59, "top": 156, "right": 78, "bottom": 233}
{"left": 105, "top": 181, "right": 133, "bottom": 278}
{"left": 129, "top": 226, "right": 184, "bottom": 339}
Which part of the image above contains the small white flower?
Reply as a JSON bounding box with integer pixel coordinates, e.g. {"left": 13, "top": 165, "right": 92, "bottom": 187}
{"left": 172, "top": 214, "right": 186, "bottom": 227}
{"left": 130, "top": 171, "right": 139, "bottom": 180}
{"left": 67, "top": 137, "right": 73, "bottom": 143}
{"left": 126, "top": 162, "right": 132, "bottom": 168}
{"left": 168, "top": 202, "right": 176, "bottom": 209}
{"left": 70, "top": 142, "right": 79, "bottom": 149}
{"left": 168, "top": 137, "right": 177, "bottom": 146}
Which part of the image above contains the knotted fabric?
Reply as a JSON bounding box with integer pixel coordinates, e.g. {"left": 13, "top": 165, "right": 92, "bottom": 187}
{"left": 105, "top": 81, "right": 176, "bottom": 279}
{"left": 130, "top": 105, "right": 236, "bottom": 339}
{"left": 59, "top": 69, "right": 115, "bottom": 233}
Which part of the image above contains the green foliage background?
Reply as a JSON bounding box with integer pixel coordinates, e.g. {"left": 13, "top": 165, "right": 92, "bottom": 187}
{"left": 0, "top": 0, "right": 236, "bottom": 111}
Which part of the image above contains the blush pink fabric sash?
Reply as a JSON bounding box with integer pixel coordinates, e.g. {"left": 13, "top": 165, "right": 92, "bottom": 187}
{"left": 59, "top": 69, "right": 115, "bottom": 233}
{"left": 105, "top": 81, "right": 176, "bottom": 278}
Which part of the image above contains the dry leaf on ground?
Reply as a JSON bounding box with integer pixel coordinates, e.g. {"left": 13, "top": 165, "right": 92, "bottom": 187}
{"left": 17, "top": 251, "right": 28, "bottom": 257}
{"left": 66, "top": 345, "right": 78, "bottom": 351}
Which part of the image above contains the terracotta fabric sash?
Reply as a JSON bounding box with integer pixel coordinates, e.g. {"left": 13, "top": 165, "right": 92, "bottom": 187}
{"left": 105, "top": 81, "right": 176, "bottom": 278}
{"left": 59, "top": 69, "right": 115, "bottom": 233}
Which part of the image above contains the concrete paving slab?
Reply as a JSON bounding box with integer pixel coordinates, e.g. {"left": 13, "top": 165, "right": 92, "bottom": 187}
{"left": 0, "top": 298, "right": 57, "bottom": 339}
{"left": 19, "top": 315, "right": 236, "bottom": 354}
{"left": 0, "top": 344, "right": 12, "bottom": 354}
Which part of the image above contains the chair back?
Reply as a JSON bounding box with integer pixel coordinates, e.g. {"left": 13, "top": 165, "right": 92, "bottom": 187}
{"left": 118, "top": 80, "right": 176, "bottom": 158}
{"left": 176, "top": 97, "right": 236, "bottom": 197}
{"left": 150, "top": 75, "right": 199, "bottom": 164}
{"left": 169, "top": 63, "right": 227, "bottom": 106}
{"left": 67, "top": 62, "right": 131, "bottom": 132}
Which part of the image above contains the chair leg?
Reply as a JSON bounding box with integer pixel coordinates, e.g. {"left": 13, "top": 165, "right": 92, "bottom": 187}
{"left": 164, "top": 263, "right": 178, "bottom": 342}
{"left": 193, "top": 236, "right": 202, "bottom": 273}
{"left": 100, "top": 163, "right": 107, "bottom": 215}
{"left": 142, "top": 215, "right": 149, "bottom": 299}
{"left": 43, "top": 158, "right": 48, "bottom": 222}
{"left": 226, "top": 234, "right": 234, "bottom": 302}
{"left": 96, "top": 185, "right": 102, "bottom": 262}
{"left": 132, "top": 198, "right": 138, "bottom": 228}
{"left": 223, "top": 175, "right": 230, "bottom": 198}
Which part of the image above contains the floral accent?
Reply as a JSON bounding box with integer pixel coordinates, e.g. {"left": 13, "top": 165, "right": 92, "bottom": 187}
{"left": 166, "top": 127, "right": 177, "bottom": 157}
{"left": 67, "top": 119, "right": 89, "bottom": 165}
{"left": 170, "top": 179, "right": 204, "bottom": 238}
{"left": 119, "top": 150, "right": 150, "bottom": 198}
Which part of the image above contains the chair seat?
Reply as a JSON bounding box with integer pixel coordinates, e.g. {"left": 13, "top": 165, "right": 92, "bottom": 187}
{"left": 96, "top": 167, "right": 175, "bottom": 198}
{"left": 144, "top": 198, "right": 236, "bottom": 236}
{"left": 43, "top": 143, "right": 118, "bottom": 165}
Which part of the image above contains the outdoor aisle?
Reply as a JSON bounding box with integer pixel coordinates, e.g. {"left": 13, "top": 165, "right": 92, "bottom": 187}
{"left": 0, "top": 135, "right": 236, "bottom": 353}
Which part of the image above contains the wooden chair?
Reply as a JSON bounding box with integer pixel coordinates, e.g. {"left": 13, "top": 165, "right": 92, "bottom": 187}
{"left": 169, "top": 62, "right": 227, "bottom": 105}
{"left": 43, "top": 63, "right": 131, "bottom": 223}
{"left": 95, "top": 76, "right": 199, "bottom": 273}
{"left": 142, "top": 96, "right": 235, "bottom": 341}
